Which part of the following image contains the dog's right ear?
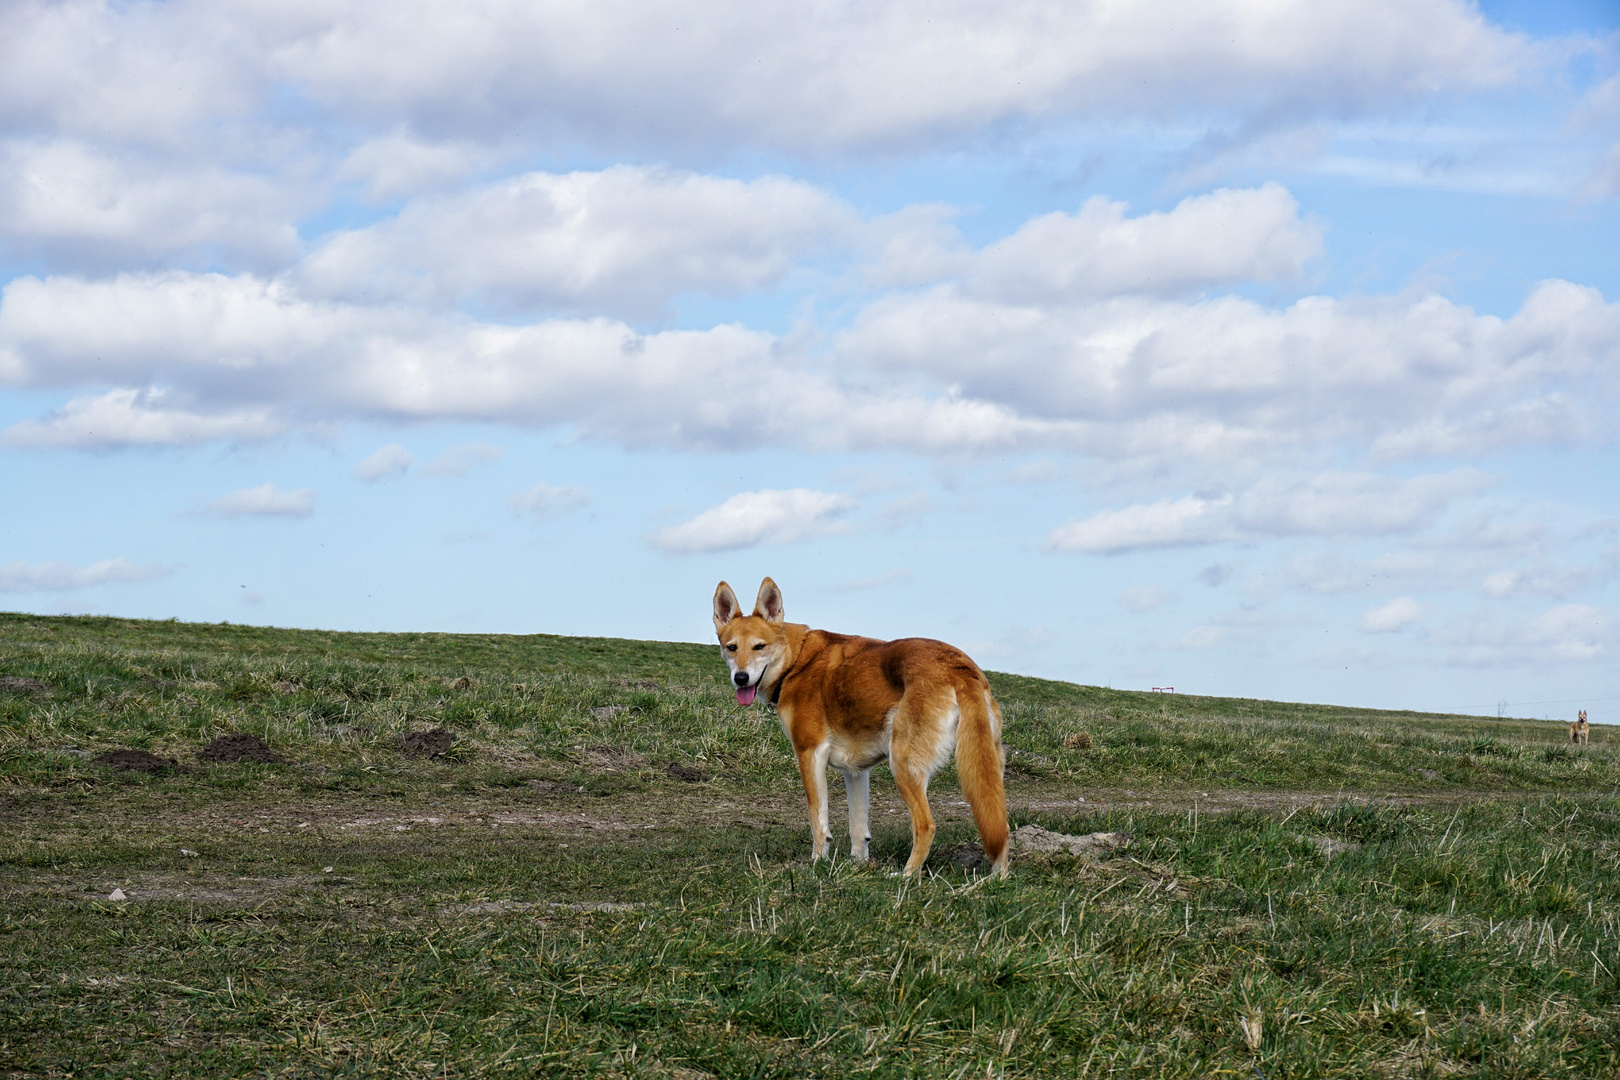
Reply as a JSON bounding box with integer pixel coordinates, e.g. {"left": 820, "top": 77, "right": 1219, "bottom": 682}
{"left": 714, "top": 581, "right": 742, "bottom": 632}
{"left": 754, "top": 576, "right": 785, "bottom": 624}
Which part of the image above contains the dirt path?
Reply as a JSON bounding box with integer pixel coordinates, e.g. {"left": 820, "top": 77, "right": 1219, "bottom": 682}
{"left": 2, "top": 780, "right": 1562, "bottom": 845}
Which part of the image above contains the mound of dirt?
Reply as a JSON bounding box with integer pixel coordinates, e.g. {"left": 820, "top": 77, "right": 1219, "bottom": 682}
{"left": 95, "top": 749, "right": 178, "bottom": 773}
{"left": 448, "top": 676, "right": 476, "bottom": 691}
{"left": 0, "top": 676, "right": 50, "bottom": 694}
{"left": 199, "top": 733, "right": 283, "bottom": 764}
{"left": 1012, "top": 824, "right": 1131, "bottom": 857}
{"left": 402, "top": 728, "right": 455, "bottom": 758}
{"left": 666, "top": 762, "right": 711, "bottom": 783}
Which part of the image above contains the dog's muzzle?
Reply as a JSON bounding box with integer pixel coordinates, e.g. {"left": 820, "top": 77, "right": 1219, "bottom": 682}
{"left": 733, "top": 669, "right": 759, "bottom": 705}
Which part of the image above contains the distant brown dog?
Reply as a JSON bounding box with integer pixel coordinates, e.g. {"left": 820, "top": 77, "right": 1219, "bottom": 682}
{"left": 1571, "top": 710, "right": 1589, "bottom": 745}
{"left": 713, "top": 577, "right": 1010, "bottom": 876}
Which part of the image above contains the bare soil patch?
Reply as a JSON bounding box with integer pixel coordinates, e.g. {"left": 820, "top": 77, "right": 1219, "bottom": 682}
{"left": 199, "top": 733, "right": 283, "bottom": 764}
{"left": 93, "top": 749, "right": 178, "bottom": 773}
{"left": 0, "top": 676, "right": 50, "bottom": 694}
{"left": 400, "top": 728, "right": 455, "bottom": 757}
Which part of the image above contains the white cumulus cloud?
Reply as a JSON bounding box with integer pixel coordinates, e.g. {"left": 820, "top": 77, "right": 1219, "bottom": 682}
{"left": 266, "top": 0, "right": 1528, "bottom": 152}
{"left": 649, "top": 489, "right": 856, "bottom": 553}
{"left": 0, "top": 557, "right": 173, "bottom": 592}
{"left": 0, "top": 0, "right": 1532, "bottom": 157}
{"left": 885, "top": 184, "right": 1322, "bottom": 299}
{"left": 1359, "top": 596, "right": 1426, "bottom": 632}
{"left": 0, "top": 140, "right": 301, "bottom": 270}
{"left": 843, "top": 279, "right": 1620, "bottom": 468}
{"left": 0, "top": 387, "right": 283, "bottom": 448}
{"left": 508, "top": 482, "right": 591, "bottom": 521}
{"left": 422, "top": 442, "right": 504, "bottom": 478}
{"left": 1120, "top": 586, "right": 1174, "bottom": 613}
{"left": 204, "top": 483, "right": 315, "bottom": 519}
{"left": 1444, "top": 603, "right": 1614, "bottom": 666}
{"left": 1047, "top": 471, "right": 1493, "bottom": 554}
{"left": 353, "top": 443, "right": 415, "bottom": 482}
{"left": 300, "top": 166, "right": 853, "bottom": 317}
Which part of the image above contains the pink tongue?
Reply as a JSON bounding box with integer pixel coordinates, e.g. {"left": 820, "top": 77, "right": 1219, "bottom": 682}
{"left": 736, "top": 684, "right": 757, "bottom": 705}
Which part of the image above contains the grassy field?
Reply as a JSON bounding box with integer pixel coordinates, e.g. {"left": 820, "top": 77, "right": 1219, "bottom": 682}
{"left": 3, "top": 612, "right": 1619, "bottom": 1077}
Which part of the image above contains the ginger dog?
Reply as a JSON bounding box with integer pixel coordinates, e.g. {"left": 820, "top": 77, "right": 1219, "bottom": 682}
{"left": 1572, "top": 709, "right": 1590, "bottom": 745}
{"left": 714, "top": 577, "right": 1009, "bottom": 876}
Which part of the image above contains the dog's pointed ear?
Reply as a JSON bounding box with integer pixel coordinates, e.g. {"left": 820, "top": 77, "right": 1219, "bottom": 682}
{"left": 753, "top": 577, "right": 785, "bottom": 624}
{"left": 713, "top": 581, "right": 742, "bottom": 632}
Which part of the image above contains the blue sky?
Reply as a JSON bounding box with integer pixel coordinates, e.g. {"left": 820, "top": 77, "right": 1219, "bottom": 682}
{"left": 2, "top": 0, "right": 1618, "bottom": 717}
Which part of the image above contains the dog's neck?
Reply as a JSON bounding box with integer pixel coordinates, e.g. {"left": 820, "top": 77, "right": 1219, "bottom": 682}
{"left": 765, "top": 622, "right": 812, "bottom": 705}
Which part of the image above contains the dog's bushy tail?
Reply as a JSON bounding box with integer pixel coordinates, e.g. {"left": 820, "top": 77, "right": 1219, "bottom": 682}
{"left": 956, "top": 684, "right": 1010, "bottom": 875}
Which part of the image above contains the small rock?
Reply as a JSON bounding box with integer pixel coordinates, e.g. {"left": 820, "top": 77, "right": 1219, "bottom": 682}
{"left": 108, "top": 888, "right": 127, "bottom": 902}
{"left": 1309, "top": 836, "right": 1361, "bottom": 858}
{"left": 401, "top": 728, "right": 455, "bottom": 758}
{"left": 180, "top": 849, "right": 199, "bottom": 857}
{"left": 666, "top": 762, "right": 711, "bottom": 783}
{"left": 323, "top": 866, "right": 334, "bottom": 873}
{"left": 1011, "top": 824, "right": 1132, "bottom": 857}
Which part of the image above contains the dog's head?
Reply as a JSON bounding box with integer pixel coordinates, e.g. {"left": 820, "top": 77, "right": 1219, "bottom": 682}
{"left": 713, "top": 577, "right": 789, "bottom": 705}
{"left": 1580, "top": 710, "right": 1588, "bottom": 723}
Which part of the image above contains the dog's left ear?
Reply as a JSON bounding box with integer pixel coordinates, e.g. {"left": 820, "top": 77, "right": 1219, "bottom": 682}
{"left": 753, "top": 577, "right": 785, "bottom": 624}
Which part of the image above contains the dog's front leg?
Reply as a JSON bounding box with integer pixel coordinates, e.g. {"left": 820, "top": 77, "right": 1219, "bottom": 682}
{"left": 843, "top": 767, "right": 872, "bottom": 862}
{"left": 796, "top": 743, "right": 833, "bottom": 860}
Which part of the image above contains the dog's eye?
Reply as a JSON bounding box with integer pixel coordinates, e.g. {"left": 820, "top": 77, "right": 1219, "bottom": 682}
{"left": 752, "top": 642, "right": 766, "bottom": 651}
{"left": 726, "top": 643, "right": 737, "bottom": 652}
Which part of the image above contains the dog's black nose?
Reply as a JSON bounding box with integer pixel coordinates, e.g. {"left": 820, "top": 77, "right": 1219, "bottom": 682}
{"left": 733, "top": 671, "right": 750, "bottom": 687}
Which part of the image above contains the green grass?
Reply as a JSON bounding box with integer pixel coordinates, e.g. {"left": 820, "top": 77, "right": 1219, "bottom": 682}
{"left": 3, "top": 612, "right": 1619, "bottom": 1077}
{"left": 2, "top": 612, "right": 1611, "bottom": 796}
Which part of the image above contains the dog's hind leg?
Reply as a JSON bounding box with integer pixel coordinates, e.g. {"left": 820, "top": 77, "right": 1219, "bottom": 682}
{"left": 843, "top": 767, "right": 872, "bottom": 862}
{"left": 891, "top": 758, "right": 935, "bottom": 876}
{"left": 890, "top": 691, "right": 955, "bottom": 876}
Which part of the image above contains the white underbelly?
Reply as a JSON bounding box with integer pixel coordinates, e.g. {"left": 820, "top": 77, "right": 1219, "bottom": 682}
{"left": 827, "top": 729, "right": 891, "bottom": 771}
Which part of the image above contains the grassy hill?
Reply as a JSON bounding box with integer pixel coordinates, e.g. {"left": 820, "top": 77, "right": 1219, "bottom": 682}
{"left": 0, "top": 611, "right": 1609, "bottom": 796}
{"left": 3, "top": 613, "right": 1618, "bottom": 1078}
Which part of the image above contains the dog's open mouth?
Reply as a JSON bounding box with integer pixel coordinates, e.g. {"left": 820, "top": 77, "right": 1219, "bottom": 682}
{"left": 736, "top": 684, "right": 757, "bottom": 706}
